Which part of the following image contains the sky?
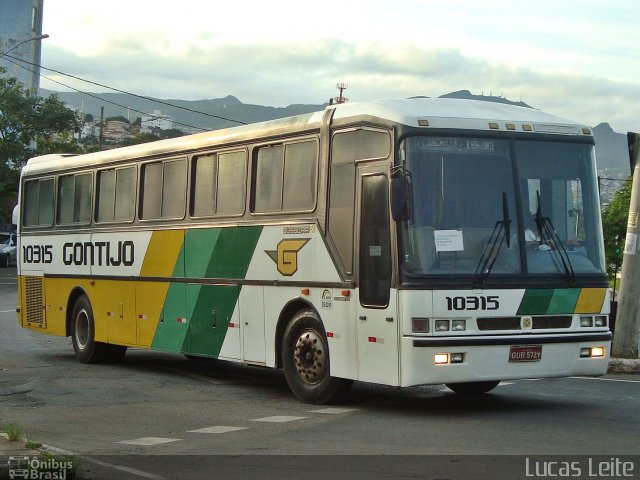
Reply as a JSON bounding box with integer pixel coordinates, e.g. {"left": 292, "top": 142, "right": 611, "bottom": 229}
{"left": 38, "top": 0, "right": 640, "bottom": 133}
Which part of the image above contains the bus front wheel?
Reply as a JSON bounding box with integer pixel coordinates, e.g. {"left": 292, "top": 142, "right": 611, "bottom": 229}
{"left": 446, "top": 381, "right": 500, "bottom": 395}
{"left": 282, "top": 309, "right": 352, "bottom": 404}
{"left": 71, "top": 295, "right": 108, "bottom": 363}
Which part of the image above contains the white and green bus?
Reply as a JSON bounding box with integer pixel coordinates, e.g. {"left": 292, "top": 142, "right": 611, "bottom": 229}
{"left": 17, "top": 98, "right": 611, "bottom": 403}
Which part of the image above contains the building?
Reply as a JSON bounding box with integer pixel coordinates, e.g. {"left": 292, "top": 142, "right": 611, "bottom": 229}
{"left": 0, "top": 0, "right": 45, "bottom": 91}
{"left": 141, "top": 110, "right": 173, "bottom": 133}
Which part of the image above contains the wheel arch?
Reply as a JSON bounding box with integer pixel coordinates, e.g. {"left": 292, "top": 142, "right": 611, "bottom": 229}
{"left": 274, "top": 297, "right": 323, "bottom": 369}
{"left": 65, "top": 286, "right": 89, "bottom": 337}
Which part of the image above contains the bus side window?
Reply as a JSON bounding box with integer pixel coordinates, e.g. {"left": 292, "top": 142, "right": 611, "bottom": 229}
{"left": 329, "top": 129, "right": 391, "bottom": 275}
{"left": 140, "top": 158, "right": 187, "bottom": 220}
{"left": 23, "top": 178, "right": 54, "bottom": 227}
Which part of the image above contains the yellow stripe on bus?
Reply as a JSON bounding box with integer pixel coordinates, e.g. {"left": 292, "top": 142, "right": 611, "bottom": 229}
{"left": 574, "top": 288, "right": 606, "bottom": 314}
{"left": 140, "top": 230, "right": 184, "bottom": 277}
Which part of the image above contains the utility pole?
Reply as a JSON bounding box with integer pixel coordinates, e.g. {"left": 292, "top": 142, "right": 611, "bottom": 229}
{"left": 99, "top": 106, "right": 104, "bottom": 151}
{"left": 612, "top": 132, "right": 640, "bottom": 358}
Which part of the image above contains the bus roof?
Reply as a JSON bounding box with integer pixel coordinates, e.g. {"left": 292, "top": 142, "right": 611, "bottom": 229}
{"left": 23, "top": 98, "right": 590, "bottom": 176}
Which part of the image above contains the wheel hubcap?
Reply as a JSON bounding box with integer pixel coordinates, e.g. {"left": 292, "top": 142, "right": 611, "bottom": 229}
{"left": 294, "top": 330, "right": 327, "bottom": 385}
{"left": 75, "top": 310, "right": 89, "bottom": 350}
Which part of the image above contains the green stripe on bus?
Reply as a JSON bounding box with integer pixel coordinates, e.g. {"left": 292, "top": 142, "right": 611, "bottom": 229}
{"left": 546, "top": 288, "right": 581, "bottom": 314}
{"left": 151, "top": 226, "right": 263, "bottom": 356}
{"left": 151, "top": 234, "right": 188, "bottom": 352}
{"left": 518, "top": 288, "right": 583, "bottom": 315}
{"left": 517, "top": 289, "right": 554, "bottom": 315}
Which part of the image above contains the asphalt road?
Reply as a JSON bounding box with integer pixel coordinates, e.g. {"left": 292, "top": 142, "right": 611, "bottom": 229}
{"left": 1, "top": 268, "right": 639, "bottom": 479}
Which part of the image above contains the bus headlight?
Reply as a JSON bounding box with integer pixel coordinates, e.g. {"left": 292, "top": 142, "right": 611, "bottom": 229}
{"left": 580, "top": 346, "right": 606, "bottom": 358}
{"left": 435, "top": 353, "right": 449, "bottom": 364}
{"left": 594, "top": 315, "right": 608, "bottom": 327}
{"left": 435, "top": 320, "right": 450, "bottom": 332}
{"left": 580, "top": 316, "right": 594, "bottom": 327}
{"left": 451, "top": 320, "right": 466, "bottom": 331}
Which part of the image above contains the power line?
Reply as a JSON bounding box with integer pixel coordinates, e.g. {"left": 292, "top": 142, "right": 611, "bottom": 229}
{"left": 2, "top": 54, "right": 211, "bottom": 132}
{"left": 3, "top": 53, "right": 246, "bottom": 126}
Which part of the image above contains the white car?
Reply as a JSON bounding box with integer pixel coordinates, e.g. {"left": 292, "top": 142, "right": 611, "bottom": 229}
{"left": 0, "top": 232, "right": 17, "bottom": 268}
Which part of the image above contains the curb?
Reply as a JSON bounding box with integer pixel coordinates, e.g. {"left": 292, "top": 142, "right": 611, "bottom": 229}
{"left": 0, "top": 433, "right": 43, "bottom": 457}
{"left": 608, "top": 358, "right": 640, "bottom": 374}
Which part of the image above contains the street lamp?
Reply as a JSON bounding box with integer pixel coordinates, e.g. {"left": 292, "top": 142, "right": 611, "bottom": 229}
{"left": 0, "top": 34, "right": 49, "bottom": 60}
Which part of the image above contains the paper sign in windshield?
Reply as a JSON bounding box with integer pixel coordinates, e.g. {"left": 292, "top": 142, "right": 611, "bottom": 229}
{"left": 434, "top": 230, "right": 464, "bottom": 252}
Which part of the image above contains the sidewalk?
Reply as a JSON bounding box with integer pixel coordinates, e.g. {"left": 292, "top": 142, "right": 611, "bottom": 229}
{"left": 608, "top": 357, "right": 640, "bottom": 374}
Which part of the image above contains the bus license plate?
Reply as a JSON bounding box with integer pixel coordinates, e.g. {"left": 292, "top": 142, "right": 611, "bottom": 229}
{"left": 509, "top": 345, "right": 542, "bottom": 362}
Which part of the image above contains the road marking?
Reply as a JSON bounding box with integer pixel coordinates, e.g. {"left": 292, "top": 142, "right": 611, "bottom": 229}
{"left": 43, "top": 443, "right": 167, "bottom": 480}
{"left": 187, "top": 426, "right": 248, "bottom": 434}
{"left": 117, "top": 437, "right": 182, "bottom": 446}
{"left": 0, "top": 309, "right": 16, "bottom": 313}
{"left": 499, "top": 382, "right": 515, "bottom": 386}
{"left": 251, "top": 415, "right": 308, "bottom": 423}
{"left": 569, "top": 376, "right": 640, "bottom": 384}
{"left": 308, "top": 407, "right": 358, "bottom": 414}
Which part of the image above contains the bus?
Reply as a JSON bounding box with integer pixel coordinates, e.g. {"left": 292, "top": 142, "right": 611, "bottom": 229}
{"left": 16, "top": 98, "right": 612, "bottom": 404}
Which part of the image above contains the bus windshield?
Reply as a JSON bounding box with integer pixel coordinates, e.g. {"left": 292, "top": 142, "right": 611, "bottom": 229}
{"left": 398, "top": 135, "right": 606, "bottom": 281}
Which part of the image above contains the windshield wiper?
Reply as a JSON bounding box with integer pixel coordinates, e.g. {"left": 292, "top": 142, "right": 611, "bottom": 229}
{"left": 535, "top": 192, "right": 576, "bottom": 284}
{"left": 475, "top": 192, "right": 511, "bottom": 285}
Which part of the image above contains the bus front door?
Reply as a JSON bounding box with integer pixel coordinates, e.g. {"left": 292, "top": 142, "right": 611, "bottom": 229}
{"left": 355, "top": 167, "right": 399, "bottom": 386}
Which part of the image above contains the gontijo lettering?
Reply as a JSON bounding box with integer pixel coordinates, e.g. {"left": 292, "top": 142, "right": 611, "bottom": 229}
{"left": 63, "top": 241, "right": 135, "bottom": 266}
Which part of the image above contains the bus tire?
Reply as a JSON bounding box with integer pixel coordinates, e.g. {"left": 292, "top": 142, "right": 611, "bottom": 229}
{"left": 71, "top": 295, "right": 108, "bottom": 364}
{"left": 446, "top": 381, "right": 500, "bottom": 395}
{"left": 0, "top": 255, "right": 8, "bottom": 268}
{"left": 282, "top": 309, "right": 353, "bottom": 404}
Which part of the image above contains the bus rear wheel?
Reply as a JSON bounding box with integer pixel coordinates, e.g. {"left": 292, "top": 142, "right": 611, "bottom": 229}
{"left": 71, "top": 295, "right": 108, "bottom": 363}
{"left": 282, "top": 309, "right": 352, "bottom": 404}
{"left": 446, "top": 381, "right": 500, "bottom": 395}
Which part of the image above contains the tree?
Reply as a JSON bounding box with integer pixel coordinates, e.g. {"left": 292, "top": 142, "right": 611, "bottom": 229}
{"left": 602, "top": 177, "right": 632, "bottom": 277}
{"left": 0, "top": 68, "right": 82, "bottom": 217}
{"left": 160, "top": 128, "right": 185, "bottom": 139}
{"left": 105, "top": 115, "right": 129, "bottom": 124}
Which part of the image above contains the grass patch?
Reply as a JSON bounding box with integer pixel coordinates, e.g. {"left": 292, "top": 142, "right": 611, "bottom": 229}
{"left": 0, "top": 422, "right": 23, "bottom": 441}
{"left": 25, "top": 439, "right": 43, "bottom": 449}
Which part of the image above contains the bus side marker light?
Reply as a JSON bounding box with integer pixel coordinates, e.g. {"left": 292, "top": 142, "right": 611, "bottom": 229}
{"left": 301, "top": 288, "right": 310, "bottom": 296}
{"left": 435, "top": 353, "right": 449, "bottom": 365}
{"left": 341, "top": 290, "right": 350, "bottom": 297}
